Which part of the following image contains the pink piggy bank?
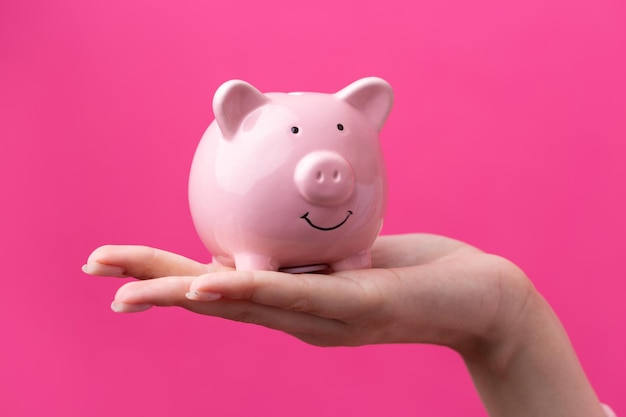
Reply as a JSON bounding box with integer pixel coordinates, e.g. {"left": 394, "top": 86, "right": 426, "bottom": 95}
{"left": 189, "top": 77, "right": 393, "bottom": 272}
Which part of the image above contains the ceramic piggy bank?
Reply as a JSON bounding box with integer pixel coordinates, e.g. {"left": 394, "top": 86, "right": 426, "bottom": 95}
{"left": 188, "top": 77, "right": 393, "bottom": 272}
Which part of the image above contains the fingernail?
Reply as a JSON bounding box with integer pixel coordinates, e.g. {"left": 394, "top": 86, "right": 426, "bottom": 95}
{"left": 186, "top": 291, "right": 222, "bottom": 301}
{"left": 82, "top": 263, "right": 126, "bottom": 277}
{"left": 111, "top": 302, "right": 153, "bottom": 313}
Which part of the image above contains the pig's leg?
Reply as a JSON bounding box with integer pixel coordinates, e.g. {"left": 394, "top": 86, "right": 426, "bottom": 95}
{"left": 212, "top": 255, "right": 235, "bottom": 269}
{"left": 233, "top": 252, "right": 279, "bottom": 271}
{"left": 330, "top": 249, "right": 372, "bottom": 272}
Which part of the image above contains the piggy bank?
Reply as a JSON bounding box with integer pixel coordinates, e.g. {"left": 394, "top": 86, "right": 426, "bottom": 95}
{"left": 188, "top": 77, "right": 393, "bottom": 272}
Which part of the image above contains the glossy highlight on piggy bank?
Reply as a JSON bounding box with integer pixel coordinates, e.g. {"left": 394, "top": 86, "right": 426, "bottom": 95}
{"left": 189, "top": 77, "right": 393, "bottom": 272}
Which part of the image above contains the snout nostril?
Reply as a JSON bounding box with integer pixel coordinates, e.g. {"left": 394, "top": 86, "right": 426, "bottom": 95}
{"left": 333, "top": 170, "right": 340, "bottom": 181}
{"left": 316, "top": 171, "right": 323, "bottom": 182}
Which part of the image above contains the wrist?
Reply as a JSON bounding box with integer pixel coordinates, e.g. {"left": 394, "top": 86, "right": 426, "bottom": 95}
{"left": 447, "top": 255, "right": 539, "bottom": 360}
{"left": 457, "top": 279, "right": 605, "bottom": 417}
{"left": 459, "top": 284, "right": 550, "bottom": 374}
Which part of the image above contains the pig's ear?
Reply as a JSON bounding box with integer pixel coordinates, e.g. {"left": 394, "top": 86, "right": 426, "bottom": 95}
{"left": 213, "top": 80, "right": 268, "bottom": 139}
{"left": 335, "top": 77, "right": 394, "bottom": 131}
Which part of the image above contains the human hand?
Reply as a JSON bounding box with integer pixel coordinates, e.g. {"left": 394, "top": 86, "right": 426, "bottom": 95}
{"left": 83, "top": 234, "right": 607, "bottom": 416}
{"left": 82, "top": 234, "right": 531, "bottom": 352}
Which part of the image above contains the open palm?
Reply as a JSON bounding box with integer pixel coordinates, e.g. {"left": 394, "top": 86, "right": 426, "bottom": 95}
{"left": 83, "top": 234, "right": 530, "bottom": 350}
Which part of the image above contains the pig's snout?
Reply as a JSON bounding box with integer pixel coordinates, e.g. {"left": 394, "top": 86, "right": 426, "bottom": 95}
{"left": 294, "top": 151, "right": 355, "bottom": 206}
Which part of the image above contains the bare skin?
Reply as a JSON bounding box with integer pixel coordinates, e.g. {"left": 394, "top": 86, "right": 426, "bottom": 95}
{"left": 83, "top": 234, "right": 607, "bottom": 417}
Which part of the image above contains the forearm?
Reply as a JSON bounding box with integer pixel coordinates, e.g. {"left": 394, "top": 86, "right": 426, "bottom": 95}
{"left": 461, "top": 291, "right": 605, "bottom": 417}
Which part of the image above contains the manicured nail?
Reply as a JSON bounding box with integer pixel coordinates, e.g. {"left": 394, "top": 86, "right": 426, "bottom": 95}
{"left": 186, "top": 291, "right": 222, "bottom": 301}
{"left": 82, "top": 263, "right": 126, "bottom": 277}
{"left": 111, "top": 302, "right": 153, "bottom": 313}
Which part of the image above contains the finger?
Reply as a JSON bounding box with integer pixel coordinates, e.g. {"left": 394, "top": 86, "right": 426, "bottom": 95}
{"left": 112, "top": 276, "right": 349, "bottom": 346}
{"left": 82, "top": 245, "right": 217, "bottom": 279}
{"left": 112, "top": 275, "right": 197, "bottom": 309}
{"left": 189, "top": 300, "right": 349, "bottom": 346}
{"left": 186, "top": 269, "right": 391, "bottom": 320}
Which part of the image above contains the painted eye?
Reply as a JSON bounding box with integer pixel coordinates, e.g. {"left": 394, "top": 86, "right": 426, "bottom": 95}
{"left": 337, "top": 123, "right": 344, "bottom": 131}
{"left": 291, "top": 126, "right": 300, "bottom": 134}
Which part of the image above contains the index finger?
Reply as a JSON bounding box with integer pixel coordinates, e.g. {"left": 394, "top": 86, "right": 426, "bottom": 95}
{"left": 186, "top": 269, "right": 393, "bottom": 320}
{"left": 82, "top": 245, "right": 219, "bottom": 279}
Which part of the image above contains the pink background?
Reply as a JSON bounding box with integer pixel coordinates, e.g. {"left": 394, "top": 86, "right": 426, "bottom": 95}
{"left": 1, "top": 0, "right": 624, "bottom": 415}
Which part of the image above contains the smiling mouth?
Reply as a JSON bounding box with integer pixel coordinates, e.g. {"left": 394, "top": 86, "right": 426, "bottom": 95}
{"left": 300, "top": 211, "right": 353, "bottom": 231}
